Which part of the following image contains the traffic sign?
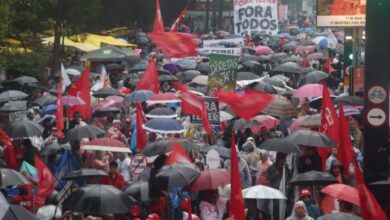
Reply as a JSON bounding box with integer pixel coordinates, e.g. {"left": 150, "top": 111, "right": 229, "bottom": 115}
{"left": 366, "top": 108, "right": 386, "bottom": 127}
{"left": 367, "top": 85, "right": 386, "bottom": 104}
{"left": 129, "top": 154, "right": 148, "bottom": 175}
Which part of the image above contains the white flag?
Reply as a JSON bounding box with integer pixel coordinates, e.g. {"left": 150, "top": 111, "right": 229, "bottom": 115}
{"left": 326, "top": 28, "right": 338, "bottom": 49}
{"left": 60, "top": 63, "right": 72, "bottom": 92}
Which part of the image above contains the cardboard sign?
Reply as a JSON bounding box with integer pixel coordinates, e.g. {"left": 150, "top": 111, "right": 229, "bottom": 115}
{"left": 234, "top": 0, "right": 279, "bottom": 35}
{"left": 190, "top": 97, "right": 220, "bottom": 126}
{"left": 129, "top": 154, "right": 148, "bottom": 175}
{"left": 208, "top": 53, "right": 240, "bottom": 94}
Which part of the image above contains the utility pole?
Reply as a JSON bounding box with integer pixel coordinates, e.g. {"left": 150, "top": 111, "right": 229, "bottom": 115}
{"left": 52, "top": 0, "right": 64, "bottom": 77}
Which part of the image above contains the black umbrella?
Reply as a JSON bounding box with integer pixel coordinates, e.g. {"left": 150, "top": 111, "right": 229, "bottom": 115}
{"left": 64, "top": 125, "right": 105, "bottom": 142}
{"left": 180, "top": 70, "right": 201, "bottom": 82}
{"left": 237, "top": 72, "right": 260, "bottom": 81}
{"left": 131, "top": 62, "right": 148, "bottom": 72}
{"left": 271, "top": 62, "right": 301, "bottom": 74}
{"left": 62, "top": 184, "right": 133, "bottom": 216}
{"left": 289, "top": 171, "right": 337, "bottom": 185}
{"left": 299, "top": 71, "right": 329, "bottom": 86}
{"left": 309, "top": 95, "right": 336, "bottom": 109}
{"left": 249, "top": 81, "right": 278, "bottom": 94}
{"left": 92, "top": 107, "right": 121, "bottom": 117}
{"left": 240, "top": 54, "right": 263, "bottom": 63}
{"left": 3, "top": 204, "right": 39, "bottom": 220}
{"left": 196, "top": 62, "right": 210, "bottom": 74}
{"left": 13, "top": 76, "right": 39, "bottom": 86}
{"left": 0, "top": 90, "right": 28, "bottom": 103}
{"left": 125, "top": 180, "right": 150, "bottom": 202}
{"left": 155, "top": 164, "right": 200, "bottom": 190}
{"left": 4, "top": 120, "right": 44, "bottom": 138}
{"left": 33, "top": 94, "right": 57, "bottom": 107}
{"left": 145, "top": 107, "right": 178, "bottom": 119}
{"left": 0, "top": 101, "right": 27, "bottom": 113}
{"left": 159, "top": 74, "right": 178, "bottom": 82}
{"left": 300, "top": 67, "right": 317, "bottom": 75}
{"left": 104, "top": 63, "right": 122, "bottom": 70}
{"left": 333, "top": 96, "right": 363, "bottom": 106}
{"left": 200, "top": 145, "right": 231, "bottom": 158}
{"left": 262, "top": 77, "right": 286, "bottom": 88}
{"left": 259, "top": 138, "right": 302, "bottom": 154}
{"left": 271, "top": 52, "right": 289, "bottom": 62}
{"left": 63, "top": 169, "right": 107, "bottom": 180}
{"left": 286, "top": 130, "right": 336, "bottom": 147}
{"left": 93, "top": 87, "right": 123, "bottom": 98}
{"left": 318, "top": 212, "right": 362, "bottom": 220}
{"left": 0, "top": 168, "right": 29, "bottom": 188}
{"left": 135, "top": 36, "right": 149, "bottom": 44}
{"left": 41, "top": 143, "right": 70, "bottom": 155}
{"left": 233, "top": 119, "right": 260, "bottom": 130}
{"left": 143, "top": 139, "right": 200, "bottom": 156}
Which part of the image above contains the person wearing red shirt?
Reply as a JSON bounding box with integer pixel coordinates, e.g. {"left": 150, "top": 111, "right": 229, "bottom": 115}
{"left": 100, "top": 161, "right": 126, "bottom": 189}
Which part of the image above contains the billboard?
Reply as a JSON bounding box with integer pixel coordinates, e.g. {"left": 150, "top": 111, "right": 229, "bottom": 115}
{"left": 317, "top": 0, "right": 366, "bottom": 27}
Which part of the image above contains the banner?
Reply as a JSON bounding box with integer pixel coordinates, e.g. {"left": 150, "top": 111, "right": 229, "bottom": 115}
{"left": 352, "top": 66, "right": 364, "bottom": 95}
{"left": 233, "top": 0, "right": 278, "bottom": 35}
{"left": 190, "top": 97, "right": 220, "bottom": 126}
{"left": 203, "top": 38, "right": 244, "bottom": 48}
{"left": 317, "top": 0, "right": 366, "bottom": 27}
{"left": 198, "top": 47, "right": 242, "bottom": 56}
{"left": 208, "top": 53, "right": 240, "bottom": 94}
{"left": 278, "top": 4, "right": 288, "bottom": 21}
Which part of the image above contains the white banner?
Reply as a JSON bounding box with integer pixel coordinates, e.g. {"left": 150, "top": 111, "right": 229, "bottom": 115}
{"left": 197, "top": 47, "right": 242, "bottom": 56}
{"left": 203, "top": 38, "right": 244, "bottom": 48}
{"left": 317, "top": 15, "right": 365, "bottom": 27}
{"left": 233, "top": 0, "right": 279, "bottom": 36}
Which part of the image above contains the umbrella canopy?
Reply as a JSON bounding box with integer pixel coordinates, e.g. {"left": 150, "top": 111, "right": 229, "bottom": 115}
{"left": 126, "top": 90, "right": 154, "bottom": 103}
{"left": 163, "top": 63, "right": 182, "bottom": 74}
{"left": 142, "top": 139, "right": 200, "bottom": 156}
{"left": 242, "top": 185, "right": 286, "bottom": 199}
{"left": 200, "top": 145, "right": 231, "bottom": 159}
{"left": 125, "top": 181, "right": 150, "bottom": 202}
{"left": 271, "top": 52, "right": 289, "bottom": 62}
{"left": 93, "top": 87, "right": 122, "bottom": 98}
{"left": 143, "top": 118, "right": 185, "bottom": 134}
{"left": 318, "top": 212, "right": 362, "bottom": 220}
{"left": 299, "top": 71, "right": 329, "bottom": 86}
{"left": 13, "top": 76, "right": 39, "bottom": 86}
{"left": 41, "top": 104, "right": 57, "bottom": 115}
{"left": 4, "top": 121, "right": 44, "bottom": 138}
{"left": 253, "top": 115, "right": 280, "bottom": 130}
{"left": 0, "top": 90, "right": 28, "bottom": 103}
{"left": 289, "top": 171, "right": 338, "bottom": 185}
{"left": 33, "top": 94, "right": 57, "bottom": 107}
{"left": 333, "top": 96, "right": 363, "bottom": 106}
{"left": 259, "top": 138, "right": 302, "bottom": 154}
{"left": 159, "top": 74, "right": 178, "bottom": 82}
{"left": 65, "top": 125, "right": 105, "bottom": 142}
{"left": 131, "top": 62, "right": 148, "bottom": 72}
{"left": 233, "top": 119, "right": 259, "bottom": 130}
{"left": 62, "top": 184, "right": 133, "bottom": 216}
{"left": 92, "top": 107, "right": 120, "bottom": 117}
{"left": 293, "top": 84, "right": 334, "bottom": 98}
{"left": 250, "top": 81, "right": 278, "bottom": 94}
{"left": 41, "top": 143, "right": 70, "bottom": 155}
{"left": 255, "top": 46, "right": 273, "bottom": 55}
{"left": 93, "top": 96, "right": 124, "bottom": 112}
{"left": 191, "top": 75, "right": 208, "bottom": 86}
{"left": 146, "top": 107, "right": 178, "bottom": 119}
{"left": 196, "top": 62, "right": 210, "bottom": 74}
{"left": 146, "top": 93, "right": 180, "bottom": 105}
{"left": 3, "top": 204, "right": 39, "bottom": 220}
{"left": 0, "top": 168, "right": 29, "bottom": 188}
{"left": 63, "top": 168, "right": 108, "bottom": 180}
{"left": 0, "top": 101, "right": 27, "bottom": 113}
{"left": 190, "top": 169, "right": 230, "bottom": 191}
{"left": 262, "top": 95, "right": 298, "bottom": 118}
{"left": 271, "top": 62, "right": 301, "bottom": 74}
{"left": 262, "top": 77, "right": 286, "bottom": 88}
{"left": 179, "top": 70, "right": 201, "bottom": 82}
{"left": 286, "top": 130, "right": 336, "bottom": 147}
{"left": 321, "top": 184, "right": 360, "bottom": 206}
{"left": 62, "top": 95, "right": 86, "bottom": 106}
{"left": 237, "top": 72, "right": 260, "bottom": 81}
{"left": 155, "top": 164, "right": 200, "bottom": 190}
{"left": 83, "top": 137, "right": 130, "bottom": 153}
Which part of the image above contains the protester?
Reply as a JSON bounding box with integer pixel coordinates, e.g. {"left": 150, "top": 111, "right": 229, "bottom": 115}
{"left": 299, "top": 189, "right": 323, "bottom": 219}
{"left": 100, "top": 161, "right": 127, "bottom": 189}
{"left": 199, "top": 190, "right": 227, "bottom": 220}
{"left": 285, "top": 201, "right": 314, "bottom": 220}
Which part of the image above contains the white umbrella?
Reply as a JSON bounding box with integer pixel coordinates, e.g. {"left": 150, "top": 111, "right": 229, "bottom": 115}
{"left": 191, "top": 75, "right": 208, "bottom": 85}
{"left": 242, "top": 185, "right": 286, "bottom": 199}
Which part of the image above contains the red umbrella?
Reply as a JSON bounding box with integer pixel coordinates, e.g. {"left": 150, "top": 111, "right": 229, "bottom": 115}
{"left": 146, "top": 93, "right": 181, "bottom": 105}
{"left": 93, "top": 96, "right": 124, "bottom": 112}
{"left": 189, "top": 169, "right": 230, "bottom": 191}
{"left": 295, "top": 45, "right": 316, "bottom": 54}
{"left": 321, "top": 183, "right": 360, "bottom": 207}
{"left": 62, "top": 95, "right": 85, "bottom": 107}
{"left": 82, "top": 137, "right": 130, "bottom": 153}
{"left": 255, "top": 46, "right": 273, "bottom": 56}
{"left": 293, "top": 84, "right": 334, "bottom": 98}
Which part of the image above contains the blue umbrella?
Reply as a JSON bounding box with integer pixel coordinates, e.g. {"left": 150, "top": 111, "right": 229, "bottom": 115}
{"left": 126, "top": 90, "right": 154, "bottom": 103}
{"left": 142, "top": 118, "right": 185, "bottom": 134}
{"left": 41, "top": 104, "right": 57, "bottom": 114}
{"left": 163, "top": 63, "right": 182, "bottom": 74}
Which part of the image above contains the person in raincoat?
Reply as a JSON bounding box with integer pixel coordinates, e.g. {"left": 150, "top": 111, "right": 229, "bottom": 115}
{"left": 285, "top": 201, "right": 314, "bottom": 220}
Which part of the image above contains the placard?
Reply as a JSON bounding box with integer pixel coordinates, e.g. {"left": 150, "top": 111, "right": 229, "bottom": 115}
{"left": 197, "top": 48, "right": 242, "bottom": 56}
{"left": 129, "top": 154, "right": 148, "bottom": 175}
{"left": 190, "top": 97, "right": 220, "bottom": 126}
{"left": 208, "top": 53, "right": 240, "bottom": 94}
{"left": 233, "top": 0, "right": 279, "bottom": 35}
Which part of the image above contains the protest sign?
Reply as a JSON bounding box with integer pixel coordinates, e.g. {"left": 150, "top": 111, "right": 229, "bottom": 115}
{"left": 197, "top": 47, "right": 242, "bottom": 56}
{"left": 233, "top": 0, "right": 278, "bottom": 35}
{"left": 190, "top": 96, "right": 220, "bottom": 126}
{"left": 203, "top": 38, "right": 244, "bottom": 48}
{"left": 208, "top": 53, "right": 240, "bottom": 94}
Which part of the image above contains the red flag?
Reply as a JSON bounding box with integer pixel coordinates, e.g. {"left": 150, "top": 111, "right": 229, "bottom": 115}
{"left": 56, "top": 79, "right": 64, "bottom": 131}
{"left": 136, "top": 59, "right": 159, "bottom": 93}
{"left": 148, "top": 32, "right": 198, "bottom": 58}
{"left": 324, "top": 58, "right": 336, "bottom": 73}
{"left": 165, "top": 140, "right": 192, "bottom": 165}
{"left": 280, "top": 37, "right": 286, "bottom": 51}
{"left": 0, "top": 129, "right": 17, "bottom": 169}
{"left": 172, "top": 82, "right": 213, "bottom": 137}
{"left": 170, "top": 5, "right": 188, "bottom": 32}
{"left": 353, "top": 158, "right": 387, "bottom": 220}
{"left": 215, "top": 90, "right": 273, "bottom": 120}
{"left": 230, "top": 133, "right": 245, "bottom": 219}
{"left": 318, "top": 84, "right": 339, "bottom": 170}
{"left": 245, "top": 32, "right": 254, "bottom": 48}
{"left": 152, "top": 0, "right": 164, "bottom": 32}
{"left": 136, "top": 103, "right": 147, "bottom": 151}
{"left": 337, "top": 104, "right": 354, "bottom": 177}
{"left": 68, "top": 65, "right": 91, "bottom": 119}
{"left": 34, "top": 155, "right": 56, "bottom": 206}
